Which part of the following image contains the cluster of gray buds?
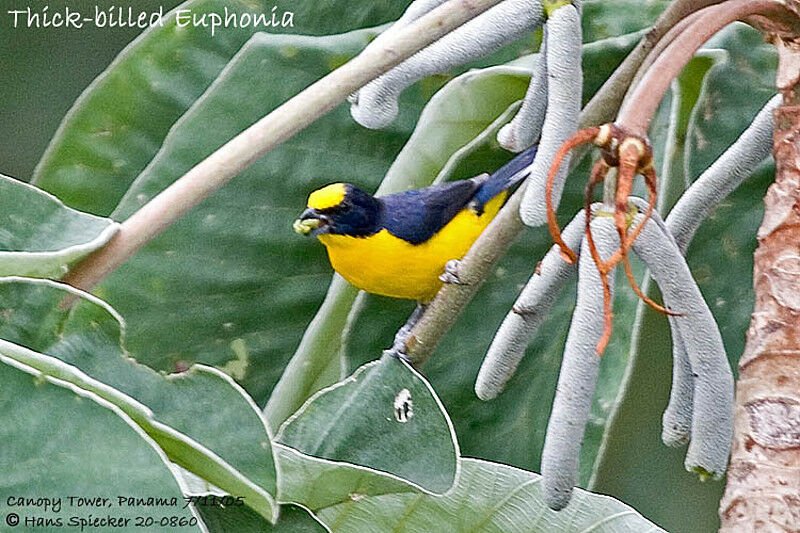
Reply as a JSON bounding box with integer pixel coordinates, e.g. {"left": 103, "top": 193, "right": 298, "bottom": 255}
{"left": 477, "top": 94, "right": 778, "bottom": 509}
{"left": 347, "top": 0, "right": 781, "bottom": 513}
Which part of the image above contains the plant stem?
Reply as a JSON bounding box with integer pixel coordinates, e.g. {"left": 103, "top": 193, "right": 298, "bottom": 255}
{"left": 622, "top": 8, "right": 704, "bottom": 106}
{"left": 619, "top": 0, "right": 787, "bottom": 136}
{"left": 61, "top": 0, "right": 508, "bottom": 294}
{"left": 719, "top": 40, "right": 800, "bottom": 533}
{"left": 581, "top": 0, "right": 723, "bottom": 128}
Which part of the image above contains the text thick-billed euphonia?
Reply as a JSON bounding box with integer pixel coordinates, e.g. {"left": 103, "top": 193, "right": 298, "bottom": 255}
{"left": 293, "top": 145, "right": 538, "bottom": 302}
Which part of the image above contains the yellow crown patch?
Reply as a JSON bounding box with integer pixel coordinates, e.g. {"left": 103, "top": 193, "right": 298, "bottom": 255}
{"left": 308, "top": 183, "right": 347, "bottom": 210}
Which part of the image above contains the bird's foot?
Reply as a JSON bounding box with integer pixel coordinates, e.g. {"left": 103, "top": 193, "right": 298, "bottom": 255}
{"left": 386, "top": 303, "right": 426, "bottom": 365}
{"left": 392, "top": 323, "right": 413, "bottom": 351}
{"left": 439, "top": 259, "right": 464, "bottom": 285}
{"left": 384, "top": 347, "right": 412, "bottom": 364}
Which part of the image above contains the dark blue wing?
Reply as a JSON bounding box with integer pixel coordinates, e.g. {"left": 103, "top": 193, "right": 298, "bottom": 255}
{"left": 380, "top": 179, "right": 481, "bottom": 245}
{"left": 378, "top": 144, "right": 538, "bottom": 244}
{"left": 471, "top": 144, "right": 538, "bottom": 213}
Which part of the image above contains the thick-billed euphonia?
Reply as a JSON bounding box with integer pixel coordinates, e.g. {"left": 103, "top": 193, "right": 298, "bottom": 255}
{"left": 293, "top": 145, "right": 537, "bottom": 302}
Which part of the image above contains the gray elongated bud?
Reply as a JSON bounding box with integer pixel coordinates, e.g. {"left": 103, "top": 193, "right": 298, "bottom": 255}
{"left": 662, "top": 318, "right": 694, "bottom": 447}
{"left": 631, "top": 213, "right": 734, "bottom": 479}
{"left": 519, "top": 3, "right": 582, "bottom": 227}
{"left": 542, "top": 216, "right": 617, "bottom": 511}
{"left": 476, "top": 206, "right": 592, "bottom": 400}
{"left": 626, "top": 197, "right": 694, "bottom": 447}
{"left": 350, "top": 0, "right": 545, "bottom": 129}
{"left": 497, "top": 27, "right": 549, "bottom": 152}
{"left": 666, "top": 93, "right": 778, "bottom": 253}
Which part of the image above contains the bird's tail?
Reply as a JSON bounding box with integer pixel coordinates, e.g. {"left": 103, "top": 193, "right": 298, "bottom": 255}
{"left": 472, "top": 144, "right": 538, "bottom": 209}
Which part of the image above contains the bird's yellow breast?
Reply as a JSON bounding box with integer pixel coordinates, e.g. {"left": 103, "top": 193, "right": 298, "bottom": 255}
{"left": 318, "top": 192, "right": 506, "bottom": 301}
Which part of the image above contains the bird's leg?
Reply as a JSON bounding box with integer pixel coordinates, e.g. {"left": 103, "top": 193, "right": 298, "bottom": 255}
{"left": 439, "top": 259, "right": 464, "bottom": 285}
{"left": 388, "top": 303, "right": 428, "bottom": 362}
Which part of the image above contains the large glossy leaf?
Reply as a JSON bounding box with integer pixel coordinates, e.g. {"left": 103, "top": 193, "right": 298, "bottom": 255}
{"left": 277, "top": 354, "right": 459, "bottom": 494}
{"left": 0, "top": 360, "right": 200, "bottom": 530}
{"left": 0, "top": 174, "right": 117, "bottom": 277}
{"left": 276, "top": 448, "right": 665, "bottom": 533}
{"left": 31, "top": 0, "right": 413, "bottom": 215}
{"left": 0, "top": 277, "right": 278, "bottom": 521}
{"left": 589, "top": 25, "right": 776, "bottom": 533}
{"left": 197, "top": 504, "right": 329, "bottom": 533}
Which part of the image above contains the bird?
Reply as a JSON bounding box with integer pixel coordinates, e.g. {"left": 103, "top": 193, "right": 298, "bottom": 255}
{"left": 293, "top": 145, "right": 538, "bottom": 304}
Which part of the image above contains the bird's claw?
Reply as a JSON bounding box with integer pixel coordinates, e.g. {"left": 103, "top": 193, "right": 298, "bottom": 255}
{"left": 384, "top": 348, "right": 412, "bottom": 364}
{"left": 439, "top": 259, "right": 464, "bottom": 284}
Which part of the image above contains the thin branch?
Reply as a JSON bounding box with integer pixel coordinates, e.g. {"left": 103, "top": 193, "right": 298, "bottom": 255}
{"left": 580, "top": 0, "right": 724, "bottom": 128}
{"left": 61, "top": 0, "right": 509, "bottom": 294}
{"left": 618, "top": 0, "right": 789, "bottom": 135}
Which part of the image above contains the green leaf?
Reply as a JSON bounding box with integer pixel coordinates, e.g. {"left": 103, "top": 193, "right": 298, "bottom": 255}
{"left": 197, "top": 504, "right": 329, "bottom": 533}
{"left": 589, "top": 25, "right": 776, "bottom": 533}
{"left": 32, "top": 0, "right": 411, "bottom": 215}
{"left": 277, "top": 354, "right": 458, "bottom": 494}
{"left": 0, "top": 360, "right": 200, "bottom": 531}
{"left": 0, "top": 277, "right": 278, "bottom": 522}
{"left": 277, "top": 449, "right": 665, "bottom": 533}
{"left": 264, "top": 275, "right": 356, "bottom": 431}
{"left": 316, "top": 459, "right": 665, "bottom": 532}
{"left": 0, "top": 174, "right": 117, "bottom": 277}
{"left": 274, "top": 444, "right": 417, "bottom": 508}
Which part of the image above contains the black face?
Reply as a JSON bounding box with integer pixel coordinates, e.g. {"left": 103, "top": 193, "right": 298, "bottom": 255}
{"left": 296, "top": 185, "right": 382, "bottom": 237}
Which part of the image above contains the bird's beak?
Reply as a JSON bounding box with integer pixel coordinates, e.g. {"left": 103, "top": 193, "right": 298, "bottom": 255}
{"left": 293, "top": 208, "right": 328, "bottom": 236}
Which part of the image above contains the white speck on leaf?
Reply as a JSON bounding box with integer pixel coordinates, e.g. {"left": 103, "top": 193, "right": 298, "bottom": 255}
{"left": 394, "top": 388, "right": 413, "bottom": 423}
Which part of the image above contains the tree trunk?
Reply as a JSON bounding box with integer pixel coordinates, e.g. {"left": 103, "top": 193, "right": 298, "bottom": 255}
{"left": 719, "top": 39, "right": 800, "bottom": 533}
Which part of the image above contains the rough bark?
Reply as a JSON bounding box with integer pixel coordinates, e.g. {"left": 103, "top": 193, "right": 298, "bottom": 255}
{"left": 719, "top": 40, "right": 800, "bottom": 533}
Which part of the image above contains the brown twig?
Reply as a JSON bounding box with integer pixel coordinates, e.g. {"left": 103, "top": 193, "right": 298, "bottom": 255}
{"left": 619, "top": 0, "right": 789, "bottom": 135}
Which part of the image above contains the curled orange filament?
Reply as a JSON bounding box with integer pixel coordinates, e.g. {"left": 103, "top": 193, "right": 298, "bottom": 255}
{"left": 545, "top": 123, "right": 680, "bottom": 355}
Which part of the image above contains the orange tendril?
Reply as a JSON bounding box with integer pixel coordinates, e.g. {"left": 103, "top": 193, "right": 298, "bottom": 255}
{"left": 546, "top": 123, "right": 681, "bottom": 355}
{"left": 546, "top": 126, "right": 601, "bottom": 264}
